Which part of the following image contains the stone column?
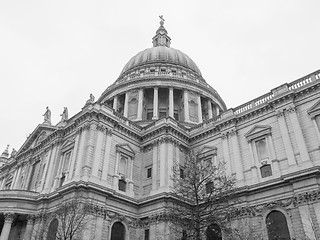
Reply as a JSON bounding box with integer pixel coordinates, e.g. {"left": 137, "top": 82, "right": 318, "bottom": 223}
{"left": 208, "top": 100, "right": 213, "bottom": 119}
{"left": 23, "top": 215, "right": 34, "bottom": 240}
{"left": 276, "top": 110, "right": 296, "bottom": 165}
{"left": 152, "top": 87, "right": 159, "bottom": 120}
{"left": 287, "top": 106, "right": 310, "bottom": 162}
{"left": 197, "top": 95, "right": 203, "bottom": 123}
{"left": 183, "top": 90, "right": 190, "bottom": 122}
{"left": 113, "top": 95, "right": 118, "bottom": 111}
{"left": 136, "top": 88, "right": 144, "bottom": 121}
{"left": 0, "top": 213, "right": 14, "bottom": 240}
{"left": 216, "top": 105, "right": 220, "bottom": 116}
{"left": 169, "top": 87, "right": 174, "bottom": 118}
{"left": 123, "top": 92, "right": 129, "bottom": 118}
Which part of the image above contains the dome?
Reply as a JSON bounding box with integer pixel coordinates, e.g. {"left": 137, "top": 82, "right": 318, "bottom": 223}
{"left": 120, "top": 46, "right": 202, "bottom": 76}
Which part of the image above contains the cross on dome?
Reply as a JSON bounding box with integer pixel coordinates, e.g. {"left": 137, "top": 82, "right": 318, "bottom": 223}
{"left": 152, "top": 15, "right": 171, "bottom": 47}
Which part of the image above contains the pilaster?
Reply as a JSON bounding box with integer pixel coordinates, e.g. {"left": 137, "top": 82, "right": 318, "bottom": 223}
{"left": 91, "top": 125, "right": 104, "bottom": 178}
{"left": 287, "top": 105, "right": 310, "bottom": 163}
{"left": 276, "top": 110, "right": 296, "bottom": 165}
{"left": 221, "top": 132, "right": 232, "bottom": 176}
{"left": 67, "top": 132, "right": 80, "bottom": 180}
{"left": 151, "top": 143, "right": 158, "bottom": 193}
{"left": 102, "top": 133, "right": 112, "bottom": 182}
{"left": 229, "top": 129, "right": 244, "bottom": 183}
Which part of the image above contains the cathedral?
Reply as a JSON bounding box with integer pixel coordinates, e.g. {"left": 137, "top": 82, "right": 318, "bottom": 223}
{"left": 0, "top": 17, "right": 320, "bottom": 240}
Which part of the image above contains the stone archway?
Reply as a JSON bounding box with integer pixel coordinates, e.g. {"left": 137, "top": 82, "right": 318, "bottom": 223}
{"left": 266, "top": 210, "right": 291, "bottom": 240}
{"left": 206, "top": 224, "right": 222, "bottom": 240}
{"left": 47, "top": 218, "right": 58, "bottom": 240}
{"left": 110, "top": 221, "right": 125, "bottom": 240}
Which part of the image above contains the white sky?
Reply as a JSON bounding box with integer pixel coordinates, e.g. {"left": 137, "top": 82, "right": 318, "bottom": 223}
{"left": 1, "top": 0, "right": 320, "bottom": 153}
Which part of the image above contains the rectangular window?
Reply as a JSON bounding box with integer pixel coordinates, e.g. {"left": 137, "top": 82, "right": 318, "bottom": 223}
{"left": 159, "top": 108, "right": 167, "bottom": 118}
{"left": 260, "top": 164, "right": 272, "bottom": 178}
{"left": 180, "top": 168, "right": 184, "bottom": 179}
{"left": 205, "top": 181, "right": 213, "bottom": 194}
{"left": 147, "top": 167, "right": 152, "bottom": 178}
{"left": 118, "top": 179, "right": 126, "bottom": 192}
{"left": 144, "top": 229, "right": 149, "bottom": 240}
{"left": 147, "top": 109, "right": 153, "bottom": 120}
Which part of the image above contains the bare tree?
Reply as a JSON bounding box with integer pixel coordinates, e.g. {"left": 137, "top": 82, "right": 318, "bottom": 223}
{"left": 37, "top": 195, "right": 93, "bottom": 240}
{"left": 170, "top": 150, "right": 237, "bottom": 240}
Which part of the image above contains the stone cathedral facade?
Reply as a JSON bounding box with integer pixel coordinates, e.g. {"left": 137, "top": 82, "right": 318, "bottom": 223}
{"left": 0, "top": 19, "right": 320, "bottom": 240}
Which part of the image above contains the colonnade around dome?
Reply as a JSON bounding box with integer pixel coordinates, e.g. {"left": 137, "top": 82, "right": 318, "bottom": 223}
{"left": 104, "top": 87, "right": 221, "bottom": 124}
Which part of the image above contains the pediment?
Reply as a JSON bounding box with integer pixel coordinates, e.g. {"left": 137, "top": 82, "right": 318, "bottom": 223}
{"left": 116, "top": 143, "right": 135, "bottom": 157}
{"left": 245, "top": 125, "right": 271, "bottom": 142}
{"left": 197, "top": 145, "right": 217, "bottom": 158}
{"left": 307, "top": 99, "right": 320, "bottom": 118}
{"left": 18, "top": 124, "right": 57, "bottom": 154}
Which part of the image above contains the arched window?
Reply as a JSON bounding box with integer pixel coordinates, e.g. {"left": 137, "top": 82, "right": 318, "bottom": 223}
{"left": 206, "top": 224, "right": 222, "bottom": 240}
{"left": 47, "top": 219, "right": 58, "bottom": 240}
{"left": 266, "top": 210, "right": 291, "bottom": 240}
{"left": 111, "top": 222, "right": 125, "bottom": 240}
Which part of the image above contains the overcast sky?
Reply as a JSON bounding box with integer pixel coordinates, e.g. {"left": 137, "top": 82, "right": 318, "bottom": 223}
{"left": 1, "top": 0, "right": 320, "bottom": 153}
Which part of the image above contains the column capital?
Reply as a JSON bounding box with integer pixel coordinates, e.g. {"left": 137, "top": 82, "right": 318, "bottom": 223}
{"left": 4, "top": 212, "right": 15, "bottom": 222}
{"left": 26, "top": 214, "right": 35, "bottom": 224}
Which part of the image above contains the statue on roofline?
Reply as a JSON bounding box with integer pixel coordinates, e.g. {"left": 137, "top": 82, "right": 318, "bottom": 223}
{"left": 43, "top": 106, "right": 51, "bottom": 125}
{"left": 84, "top": 93, "right": 95, "bottom": 106}
{"left": 60, "top": 107, "right": 68, "bottom": 122}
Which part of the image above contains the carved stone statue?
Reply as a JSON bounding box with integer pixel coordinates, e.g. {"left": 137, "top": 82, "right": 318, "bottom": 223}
{"left": 85, "top": 94, "right": 95, "bottom": 106}
{"left": 60, "top": 107, "right": 68, "bottom": 122}
{"left": 43, "top": 106, "right": 51, "bottom": 125}
{"left": 10, "top": 148, "right": 17, "bottom": 158}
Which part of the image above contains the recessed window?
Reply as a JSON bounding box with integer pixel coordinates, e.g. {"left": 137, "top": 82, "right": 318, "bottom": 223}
{"left": 260, "top": 164, "right": 272, "bottom": 178}
{"left": 256, "top": 139, "right": 268, "bottom": 161}
{"left": 147, "top": 109, "right": 153, "bottom": 120}
{"left": 147, "top": 167, "right": 152, "bottom": 178}
{"left": 180, "top": 168, "right": 184, "bottom": 179}
{"left": 118, "top": 179, "right": 126, "bottom": 192}
{"left": 205, "top": 181, "right": 213, "bottom": 194}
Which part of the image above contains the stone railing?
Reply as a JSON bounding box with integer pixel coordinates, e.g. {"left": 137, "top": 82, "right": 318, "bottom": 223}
{"left": 234, "top": 69, "right": 320, "bottom": 115}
